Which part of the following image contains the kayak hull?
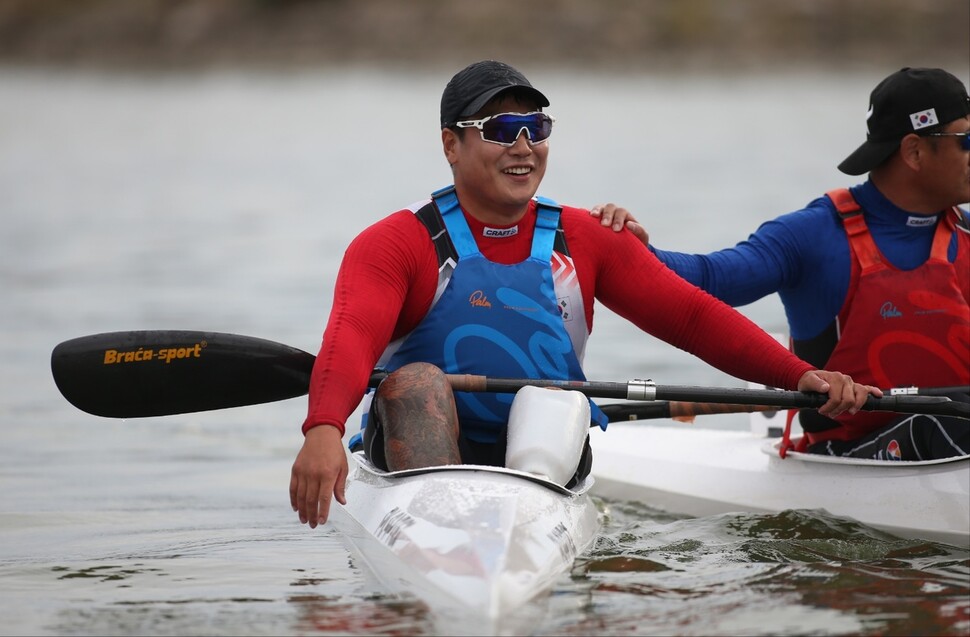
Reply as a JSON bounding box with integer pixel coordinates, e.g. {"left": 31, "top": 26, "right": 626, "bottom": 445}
{"left": 589, "top": 423, "right": 970, "bottom": 548}
{"left": 328, "top": 452, "right": 601, "bottom": 627}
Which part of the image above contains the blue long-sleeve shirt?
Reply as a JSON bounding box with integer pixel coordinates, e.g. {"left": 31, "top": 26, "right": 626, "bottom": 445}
{"left": 651, "top": 180, "right": 969, "bottom": 341}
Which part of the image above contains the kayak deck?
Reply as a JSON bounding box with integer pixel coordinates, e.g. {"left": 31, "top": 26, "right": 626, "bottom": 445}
{"left": 328, "top": 453, "right": 601, "bottom": 627}
{"left": 589, "top": 423, "right": 970, "bottom": 548}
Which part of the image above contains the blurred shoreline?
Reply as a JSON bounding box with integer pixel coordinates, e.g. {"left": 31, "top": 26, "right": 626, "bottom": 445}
{"left": 1, "top": 0, "right": 967, "bottom": 74}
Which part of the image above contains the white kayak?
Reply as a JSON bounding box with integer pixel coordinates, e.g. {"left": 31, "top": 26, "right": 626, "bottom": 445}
{"left": 327, "top": 451, "right": 601, "bottom": 631}
{"left": 589, "top": 420, "right": 970, "bottom": 548}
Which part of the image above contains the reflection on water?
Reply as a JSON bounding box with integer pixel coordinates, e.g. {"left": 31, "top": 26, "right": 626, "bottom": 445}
{"left": 559, "top": 502, "right": 970, "bottom": 637}
{"left": 15, "top": 503, "right": 965, "bottom": 637}
{"left": 2, "top": 67, "right": 968, "bottom": 636}
{"left": 290, "top": 593, "right": 435, "bottom": 636}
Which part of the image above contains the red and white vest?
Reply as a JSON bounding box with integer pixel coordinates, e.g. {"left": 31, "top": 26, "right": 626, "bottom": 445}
{"left": 805, "top": 188, "right": 970, "bottom": 443}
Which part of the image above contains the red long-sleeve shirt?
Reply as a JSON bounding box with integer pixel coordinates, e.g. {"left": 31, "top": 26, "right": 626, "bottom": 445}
{"left": 303, "top": 200, "right": 813, "bottom": 435}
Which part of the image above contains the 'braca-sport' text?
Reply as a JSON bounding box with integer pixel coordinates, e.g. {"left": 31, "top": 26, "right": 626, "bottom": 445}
{"left": 103, "top": 341, "right": 205, "bottom": 365}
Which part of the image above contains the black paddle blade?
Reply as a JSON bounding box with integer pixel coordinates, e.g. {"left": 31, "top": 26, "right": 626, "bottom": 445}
{"left": 51, "top": 331, "right": 316, "bottom": 418}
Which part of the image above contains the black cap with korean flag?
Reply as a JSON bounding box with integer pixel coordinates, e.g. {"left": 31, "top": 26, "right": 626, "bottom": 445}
{"left": 838, "top": 67, "right": 970, "bottom": 175}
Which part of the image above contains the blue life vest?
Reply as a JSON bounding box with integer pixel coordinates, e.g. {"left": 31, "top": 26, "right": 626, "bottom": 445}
{"left": 350, "top": 185, "right": 606, "bottom": 448}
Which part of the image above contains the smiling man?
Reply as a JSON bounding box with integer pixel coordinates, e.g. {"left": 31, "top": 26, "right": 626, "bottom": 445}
{"left": 289, "top": 60, "right": 879, "bottom": 528}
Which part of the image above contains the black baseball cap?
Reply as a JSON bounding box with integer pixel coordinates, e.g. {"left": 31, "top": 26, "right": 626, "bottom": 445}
{"left": 440, "top": 60, "right": 549, "bottom": 128}
{"left": 838, "top": 67, "right": 970, "bottom": 175}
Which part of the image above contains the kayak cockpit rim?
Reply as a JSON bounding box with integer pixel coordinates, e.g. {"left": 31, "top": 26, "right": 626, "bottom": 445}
{"left": 764, "top": 439, "right": 970, "bottom": 467}
{"left": 347, "top": 451, "right": 594, "bottom": 496}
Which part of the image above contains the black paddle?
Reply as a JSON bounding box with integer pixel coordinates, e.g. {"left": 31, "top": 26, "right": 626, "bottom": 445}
{"left": 51, "top": 330, "right": 970, "bottom": 420}
{"left": 51, "top": 331, "right": 315, "bottom": 418}
{"left": 48, "top": 330, "right": 779, "bottom": 422}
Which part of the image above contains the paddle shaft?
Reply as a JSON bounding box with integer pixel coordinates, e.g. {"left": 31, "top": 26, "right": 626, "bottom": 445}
{"left": 439, "top": 374, "right": 970, "bottom": 419}
{"left": 597, "top": 401, "right": 779, "bottom": 423}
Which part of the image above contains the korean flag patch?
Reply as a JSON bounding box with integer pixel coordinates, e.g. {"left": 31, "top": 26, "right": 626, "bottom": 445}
{"left": 910, "top": 108, "right": 938, "bottom": 130}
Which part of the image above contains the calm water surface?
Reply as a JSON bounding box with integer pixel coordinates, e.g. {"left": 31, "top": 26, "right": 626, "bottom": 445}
{"left": 1, "top": 66, "right": 968, "bottom": 636}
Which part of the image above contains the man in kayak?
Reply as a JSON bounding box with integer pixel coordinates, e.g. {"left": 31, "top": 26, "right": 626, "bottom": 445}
{"left": 592, "top": 67, "right": 970, "bottom": 461}
{"left": 290, "top": 60, "right": 879, "bottom": 528}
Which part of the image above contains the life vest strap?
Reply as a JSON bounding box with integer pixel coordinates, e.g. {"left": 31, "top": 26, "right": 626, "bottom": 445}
{"left": 827, "top": 188, "right": 884, "bottom": 272}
